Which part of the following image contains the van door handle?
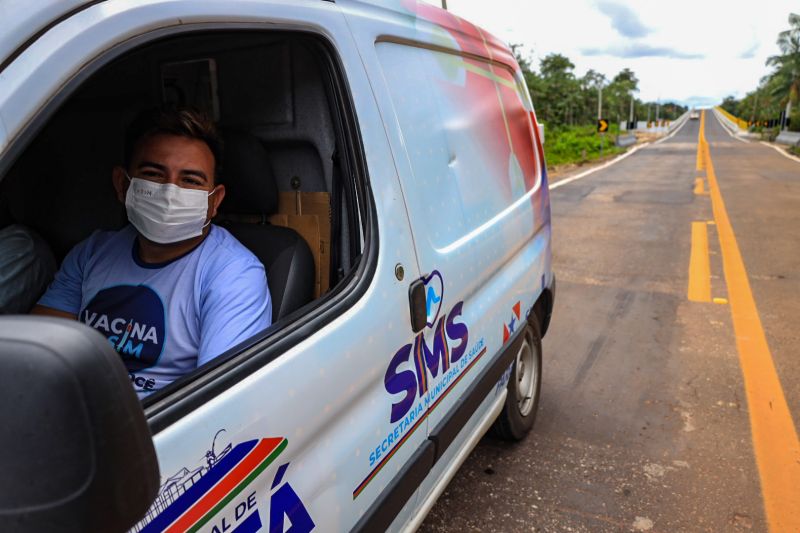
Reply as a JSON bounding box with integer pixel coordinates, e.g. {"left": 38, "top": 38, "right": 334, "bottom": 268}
{"left": 408, "top": 279, "right": 426, "bottom": 333}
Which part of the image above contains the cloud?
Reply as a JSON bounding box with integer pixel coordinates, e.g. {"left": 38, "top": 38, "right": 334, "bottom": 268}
{"left": 677, "top": 96, "right": 721, "bottom": 108}
{"left": 739, "top": 42, "right": 758, "bottom": 59}
{"left": 581, "top": 43, "right": 704, "bottom": 60}
{"left": 596, "top": 1, "right": 651, "bottom": 38}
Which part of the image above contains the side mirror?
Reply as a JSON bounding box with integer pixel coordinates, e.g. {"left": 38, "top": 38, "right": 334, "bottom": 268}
{"left": 0, "top": 317, "right": 159, "bottom": 532}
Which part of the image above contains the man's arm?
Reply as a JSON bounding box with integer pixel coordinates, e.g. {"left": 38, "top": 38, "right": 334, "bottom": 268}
{"left": 31, "top": 305, "right": 77, "bottom": 319}
{"left": 197, "top": 257, "right": 272, "bottom": 366}
{"left": 33, "top": 236, "right": 92, "bottom": 319}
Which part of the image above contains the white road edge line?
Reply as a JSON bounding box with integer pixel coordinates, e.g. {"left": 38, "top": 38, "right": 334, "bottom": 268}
{"left": 654, "top": 113, "right": 690, "bottom": 145}
{"left": 548, "top": 117, "right": 690, "bottom": 191}
{"left": 711, "top": 104, "right": 800, "bottom": 164}
{"left": 548, "top": 143, "right": 648, "bottom": 190}
{"left": 711, "top": 108, "right": 750, "bottom": 144}
{"left": 759, "top": 141, "right": 800, "bottom": 164}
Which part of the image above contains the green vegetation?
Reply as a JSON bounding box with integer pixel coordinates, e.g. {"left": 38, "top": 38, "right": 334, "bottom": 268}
{"left": 543, "top": 124, "right": 624, "bottom": 167}
{"left": 721, "top": 13, "right": 800, "bottom": 132}
{"left": 512, "top": 47, "right": 686, "bottom": 168}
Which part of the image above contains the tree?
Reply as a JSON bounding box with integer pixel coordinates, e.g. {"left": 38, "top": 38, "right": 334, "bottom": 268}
{"left": 536, "top": 54, "right": 580, "bottom": 126}
{"left": 510, "top": 43, "right": 532, "bottom": 73}
{"left": 721, "top": 95, "right": 739, "bottom": 115}
{"left": 511, "top": 44, "right": 544, "bottom": 116}
{"left": 579, "top": 70, "right": 606, "bottom": 123}
{"left": 508, "top": 47, "right": 680, "bottom": 128}
{"left": 766, "top": 13, "right": 800, "bottom": 130}
{"left": 605, "top": 69, "right": 639, "bottom": 124}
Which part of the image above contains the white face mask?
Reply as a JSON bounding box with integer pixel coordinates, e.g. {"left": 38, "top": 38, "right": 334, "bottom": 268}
{"left": 125, "top": 175, "right": 216, "bottom": 244}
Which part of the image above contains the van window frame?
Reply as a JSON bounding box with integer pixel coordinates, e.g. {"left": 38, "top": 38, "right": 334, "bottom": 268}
{"left": 0, "top": 23, "right": 379, "bottom": 435}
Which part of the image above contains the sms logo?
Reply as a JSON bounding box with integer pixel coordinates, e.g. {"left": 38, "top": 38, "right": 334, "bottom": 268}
{"left": 383, "top": 271, "right": 469, "bottom": 423}
{"left": 424, "top": 270, "right": 444, "bottom": 328}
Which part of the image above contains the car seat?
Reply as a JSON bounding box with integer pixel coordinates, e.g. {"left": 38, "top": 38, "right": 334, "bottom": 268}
{"left": 217, "top": 131, "right": 315, "bottom": 322}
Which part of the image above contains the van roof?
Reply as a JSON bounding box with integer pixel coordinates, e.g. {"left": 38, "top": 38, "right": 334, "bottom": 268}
{"left": 1, "top": 0, "right": 515, "bottom": 73}
{"left": 349, "top": 0, "right": 515, "bottom": 69}
{"left": 0, "top": 0, "right": 95, "bottom": 70}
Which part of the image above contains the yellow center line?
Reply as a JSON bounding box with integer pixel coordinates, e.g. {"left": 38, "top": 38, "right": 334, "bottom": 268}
{"left": 693, "top": 177, "right": 707, "bottom": 195}
{"left": 688, "top": 221, "right": 711, "bottom": 302}
{"left": 696, "top": 111, "right": 706, "bottom": 171}
{"left": 699, "top": 110, "right": 800, "bottom": 532}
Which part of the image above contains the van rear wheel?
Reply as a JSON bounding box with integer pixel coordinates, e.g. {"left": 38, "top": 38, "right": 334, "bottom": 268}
{"left": 493, "top": 321, "right": 542, "bottom": 441}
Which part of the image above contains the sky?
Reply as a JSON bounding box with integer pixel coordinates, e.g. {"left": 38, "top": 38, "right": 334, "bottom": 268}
{"left": 431, "top": 0, "right": 797, "bottom": 107}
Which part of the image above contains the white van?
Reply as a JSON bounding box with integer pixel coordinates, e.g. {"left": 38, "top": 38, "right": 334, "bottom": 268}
{"left": 0, "top": 1, "right": 555, "bottom": 531}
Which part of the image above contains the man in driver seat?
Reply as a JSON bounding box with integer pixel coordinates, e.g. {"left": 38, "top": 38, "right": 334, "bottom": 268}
{"left": 33, "top": 107, "right": 272, "bottom": 398}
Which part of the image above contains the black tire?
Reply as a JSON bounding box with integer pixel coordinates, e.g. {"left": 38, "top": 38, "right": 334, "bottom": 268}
{"left": 492, "top": 320, "right": 542, "bottom": 441}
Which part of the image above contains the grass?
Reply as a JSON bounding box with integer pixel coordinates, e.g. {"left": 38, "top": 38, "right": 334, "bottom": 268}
{"left": 543, "top": 124, "right": 626, "bottom": 168}
{"left": 790, "top": 146, "right": 800, "bottom": 156}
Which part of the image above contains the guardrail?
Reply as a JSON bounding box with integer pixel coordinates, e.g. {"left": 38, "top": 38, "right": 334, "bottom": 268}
{"left": 716, "top": 106, "right": 748, "bottom": 130}
{"left": 630, "top": 118, "right": 677, "bottom": 134}
{"left": 713, "top": 105, "right": 800, "bottom": 145}
{"left": 615, "top": 133, "right": 636, "bottom": 147}
{"left": 776, "top": 131, "right": 800, "bottom": 146}
{"left": 713, "top": 107, "right": 743, "bottom": 134}
{"left": 668, "top": 111, "right": 690, "bottom": 133}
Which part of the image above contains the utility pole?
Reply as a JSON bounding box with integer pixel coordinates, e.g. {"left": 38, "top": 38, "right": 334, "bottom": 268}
{"left": 441, "top": 0, "right": 447, "bottom": 9}
{"left": 629, "top": 94, "right": 635, "bottom": 128}
{"left": 751, "top": 89, "right": 759, "bottom": 125}
{"left": 598, "top": 84, "right": 604, "bottom": 157}
{"left": 782, "top": 68, "right": 795, "bottom": 130}
{"left": 784, "top": 100, "right": 791, "bottom": 131}
{"left": 597, "top": 84, "right": 603, "bottom": 120}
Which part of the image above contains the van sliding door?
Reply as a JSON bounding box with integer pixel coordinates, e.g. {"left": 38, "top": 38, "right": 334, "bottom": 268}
{"left": 342, "top": 1, "right": 549, "bottom": 510}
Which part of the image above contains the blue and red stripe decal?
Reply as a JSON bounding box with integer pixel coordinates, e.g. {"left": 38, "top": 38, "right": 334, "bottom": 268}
{"left": 142, "top": 437, "right": 287, "bottom": 533}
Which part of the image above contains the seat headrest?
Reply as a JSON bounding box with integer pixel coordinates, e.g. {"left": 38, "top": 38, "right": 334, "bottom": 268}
{"left": 219, "top": 131, "right": 278, "bottom": 214}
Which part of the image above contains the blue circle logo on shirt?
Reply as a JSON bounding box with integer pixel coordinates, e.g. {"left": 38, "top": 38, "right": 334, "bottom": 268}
{"left": 80, "top": 285, "right": 166, "bottom": 371}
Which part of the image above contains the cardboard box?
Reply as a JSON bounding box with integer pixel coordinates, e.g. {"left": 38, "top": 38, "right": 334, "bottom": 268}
{"left": 269, "top": 191, "right": 331, "bottom": 298}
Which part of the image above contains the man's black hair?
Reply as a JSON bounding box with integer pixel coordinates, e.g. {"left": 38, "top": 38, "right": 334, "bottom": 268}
{"left": 123, "top": 106, "right": 223, "bottom": 182}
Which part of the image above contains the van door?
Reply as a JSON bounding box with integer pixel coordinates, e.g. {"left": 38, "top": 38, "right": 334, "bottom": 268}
{"left": 0, "top": 1, "right": 431, "bottom": 531}
{"left": 340, "top": 1, "right": 551, "bottom": 520}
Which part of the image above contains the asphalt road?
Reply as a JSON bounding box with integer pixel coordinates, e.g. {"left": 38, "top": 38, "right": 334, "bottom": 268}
{"left": 420, "top": 111, "right": 799, "bottom": 532}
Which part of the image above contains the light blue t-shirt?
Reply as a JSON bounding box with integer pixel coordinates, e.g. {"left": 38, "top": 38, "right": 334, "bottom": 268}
{"left": 38, "top": 225, "right": 272, "bottom": 398}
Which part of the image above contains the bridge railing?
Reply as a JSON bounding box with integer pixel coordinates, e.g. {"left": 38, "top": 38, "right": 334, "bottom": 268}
{"left": 715, "top": 106, "right": 748, "bottom": 130}
{"left": 668, "top": 111, "right": 690, "bottom": 133}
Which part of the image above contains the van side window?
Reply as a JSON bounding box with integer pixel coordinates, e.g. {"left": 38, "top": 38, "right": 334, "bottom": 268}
{"left": 0, "top": 31, "right": 364, "bottom": 401}
{"left": 376, "top": 42, "right": 541, "bottom": 248}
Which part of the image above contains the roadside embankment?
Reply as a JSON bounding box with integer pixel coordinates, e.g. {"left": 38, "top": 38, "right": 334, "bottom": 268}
{"left": 546, "top": 111, "right": 687, "bottom": 178}
{"left": 543, "top": 124, "right": 624, "bottom": 169}
{"left": 713, "top": 107, "right": 800, "bottom": 162}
